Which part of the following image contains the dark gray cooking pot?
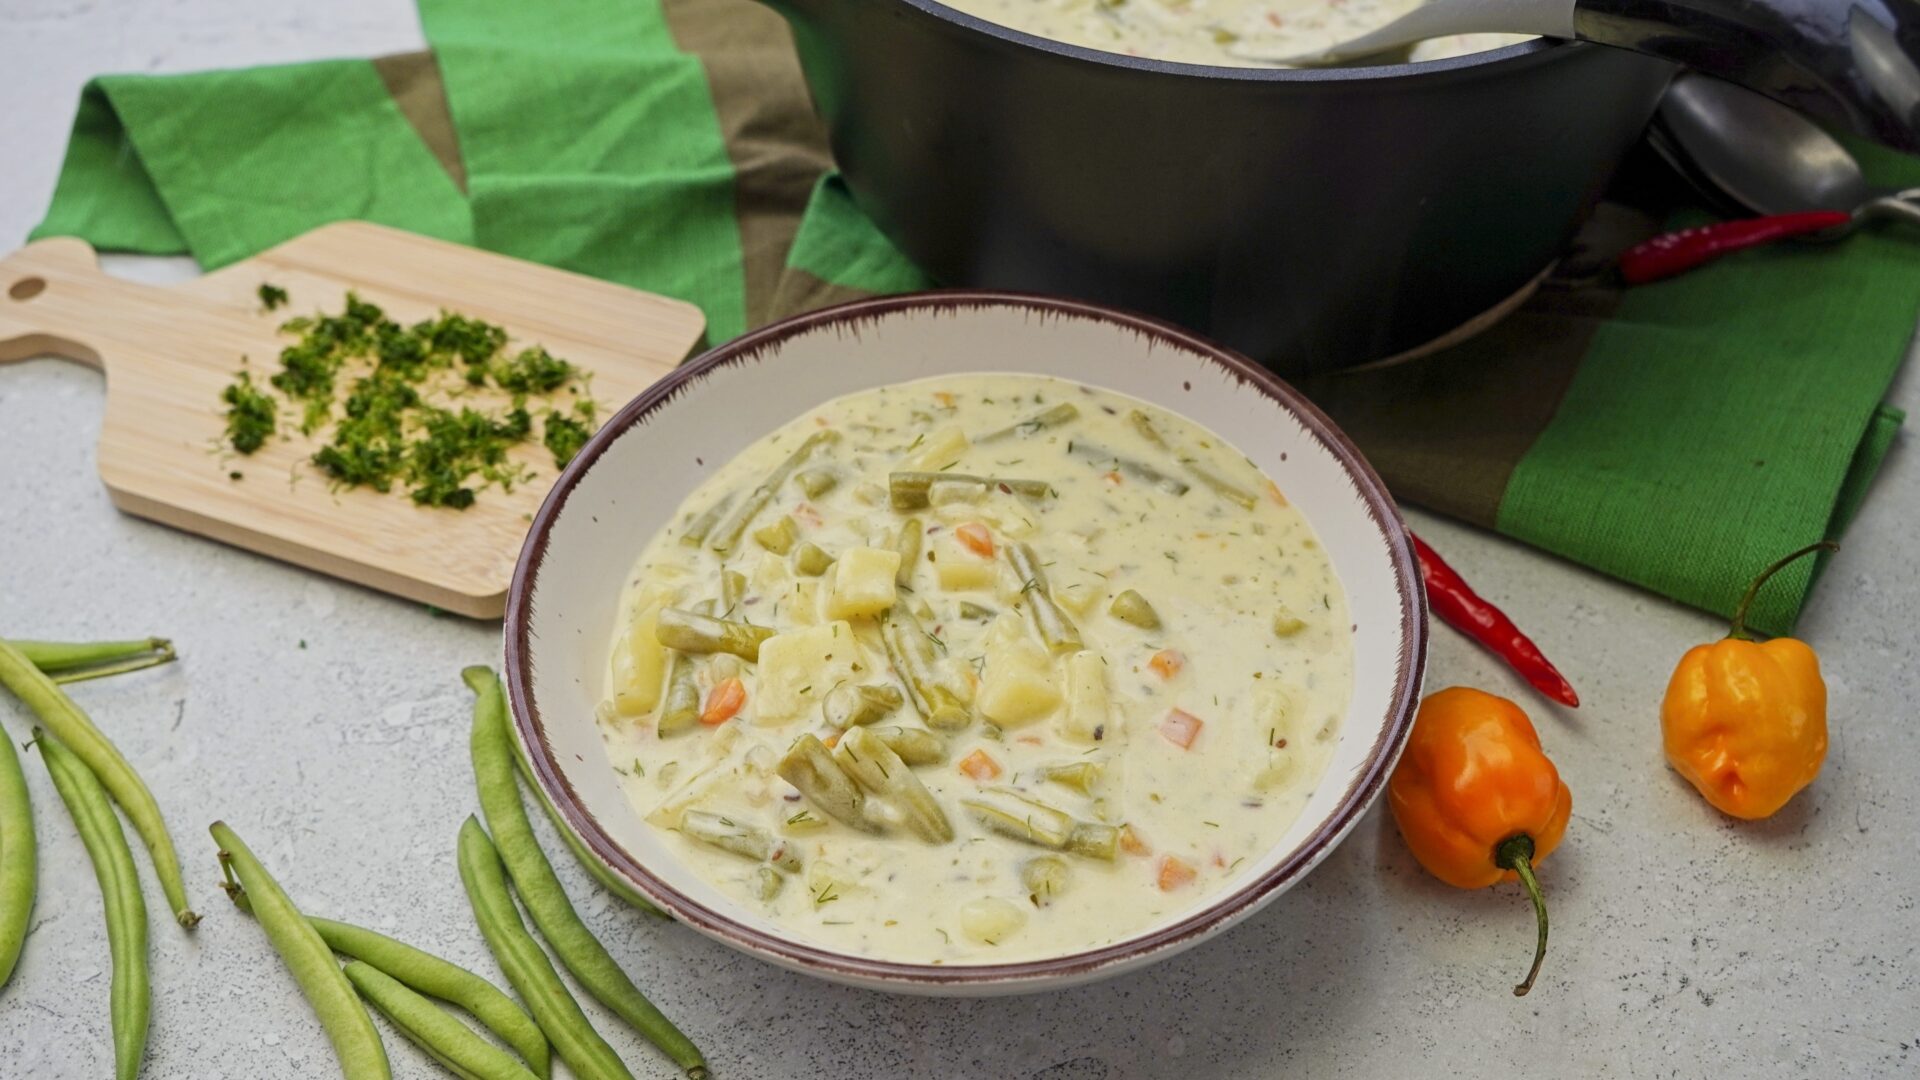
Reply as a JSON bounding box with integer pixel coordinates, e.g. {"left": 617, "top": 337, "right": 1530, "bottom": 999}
{"left": 760, "top": 1, "right": 1676, "bottom": 371}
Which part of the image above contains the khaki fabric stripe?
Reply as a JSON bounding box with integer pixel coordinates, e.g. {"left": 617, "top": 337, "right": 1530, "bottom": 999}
{"left": 1296, "top": 283, "right": 1615, "bottom": 527}
{"left": 369, "top": 52, "right": 468, "bottom": 194}
{"left": 658, "top": 0, "right": 835, "bottom": 328}
{"left": 768, "top": 265, "right": 884, "bottom": 321}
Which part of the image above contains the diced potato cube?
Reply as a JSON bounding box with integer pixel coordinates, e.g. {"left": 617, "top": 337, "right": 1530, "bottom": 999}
{"left": 786, "top": 580, "right": 822, "bottom": 626}
{"left": 1250, "top": 684, "right": 1302, "bottom": 789}
{"left": 959, "top": 897, "right": 1026, "bottom": 945}
{"left": 753, "top": 621, "right": 866, "bottom": 726}
{"left": 935, "top": 536, "right": 1000, "bottom": 591}
{"left": 1059, "top": 650, "right": 1112, "bottom": 742}
{"left": 752, "top": 553, "right": 792, "bottom": 595}
{"left": 1272, "top": 604, "right": 1308, "bottom": 636}
{"left": 1052, "top": 580, "right": 1101, "bottom": 617}
{"left": 611, "top": 602, "right": 668, "bottom": 718}
{"left": 807, "top": 859, "right": 859, "bottom": 905}
{"left": 825, "top": 546, "right": 900, "bottom": 620}
{"left": 899, "top": 425, "right": 970, "bottom": 472}
{"left": 978, "top": 639, "right": 1059, "bottom": 728}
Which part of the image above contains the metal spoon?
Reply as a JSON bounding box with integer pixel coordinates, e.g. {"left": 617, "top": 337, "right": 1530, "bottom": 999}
{"left": 1277, "top": 0, "right": 1920, "bottom": 155}
{"left": 1618, "top": 73, "right": 1920, "bottom": 283}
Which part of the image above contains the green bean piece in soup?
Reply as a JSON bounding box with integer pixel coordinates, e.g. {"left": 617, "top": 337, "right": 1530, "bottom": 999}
{"left": 596, "top": 374, "right": 1352, "bottom": 963}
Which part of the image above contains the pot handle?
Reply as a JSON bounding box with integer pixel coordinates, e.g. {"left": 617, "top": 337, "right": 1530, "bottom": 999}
{"left": 1574, "top": 0, "right": 1920, "bottom": 152}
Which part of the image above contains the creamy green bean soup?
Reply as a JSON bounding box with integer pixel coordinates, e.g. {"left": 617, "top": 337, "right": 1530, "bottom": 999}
{"left": 598, "top": 375, "right": 1352, "bottom": 963}
{"left": 940, "top": 0, "right": 1528, "bottom": 66}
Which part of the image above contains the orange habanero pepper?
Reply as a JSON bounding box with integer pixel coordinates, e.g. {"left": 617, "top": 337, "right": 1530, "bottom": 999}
{"left": 1388, "top": 687, "right": 1571, "bottom": 996}
{"left": 1662, "top": 542, "right": 1833, "bottom": 820}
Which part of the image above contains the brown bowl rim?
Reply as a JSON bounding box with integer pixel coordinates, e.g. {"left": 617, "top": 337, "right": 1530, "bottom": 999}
{"left": 504, "top": 290, "right": 1427, "bottom": 988}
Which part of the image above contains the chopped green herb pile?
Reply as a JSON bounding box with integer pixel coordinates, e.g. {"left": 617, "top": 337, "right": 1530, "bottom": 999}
{"left": 221, "top": 370, "right": 277, "bottom": 454}
{"left": 218, "top": 289, "right": 596, "bottom": 509}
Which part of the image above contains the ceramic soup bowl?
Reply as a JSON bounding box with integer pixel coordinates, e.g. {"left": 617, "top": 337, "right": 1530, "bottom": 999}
{"left": 504, "top": 292, "right": 1426, "bottom": 994}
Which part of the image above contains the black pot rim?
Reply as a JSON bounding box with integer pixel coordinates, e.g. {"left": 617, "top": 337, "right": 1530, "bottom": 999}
{"left": 904, "top": 0, "right": 1575, "bottom": 83}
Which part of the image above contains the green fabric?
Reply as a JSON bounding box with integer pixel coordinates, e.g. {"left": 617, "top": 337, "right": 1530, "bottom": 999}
{"left": 418, "top": 0, "right": 752, "bottom": 342}
{"left": 787, "top": 175, "right": 934, "bottom": 294}
{"left": 31, "top": 63, "right": 469, "bottom": 264}
{"left": 1496, "top": 145, "right": 1919, "bottom": 635}
{"left": 24, "top": 7, "right": 1909, "bottom": 632}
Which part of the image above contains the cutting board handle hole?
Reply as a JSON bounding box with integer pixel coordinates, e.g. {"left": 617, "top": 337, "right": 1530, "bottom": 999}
{"left": 7, "top": 277, "right": 45, "bottom": 301}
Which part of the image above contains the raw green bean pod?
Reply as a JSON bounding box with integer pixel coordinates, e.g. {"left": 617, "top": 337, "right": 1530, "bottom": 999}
{"left": 1007, "top": 544, "right": 1084, "bottom": 654}
{"left": 656, "top": 653, "right": 702, "bottom": 737}
{"left": 506, "top": 739, "right": 666, "bottom": 919}
{"left": 343, "top": 962, "right": 541, "bottom": 1080}
{"left": 887, "top": 472, "right": 1052, "bottom": 510}
{"left": 1022, "top": 855, "right": 1070, "bottom": 907}
{"left": 879, "top": 606, "right": 971, "bottom": 729}
{"left": 0, "top": 719, "right": 34, "bottom": 989}
{"left": 37, "top": 732, "right": 148, "bottom": 1080}
{"left": 465, "top": 668, "right": 705, "bottom": 1079}
{"left": 655, "top": 609, "right": 774, "bottom": 662}
{"left": 311, "top": 916, "right": 550, "bottom": 1078}
{"left": 708, "top": 430, "right": 839, "bottom": 553}
{"left": 10, "top": 638, "right": 177, "bottom": 684}
{"left": 456, "top": 818, "right": 636, "bottom": 1080}
{"left": 0, "top": 642, "right": 197, "bottom": 928}
{"left": 1108, "top": 590, "right": 1160, "bottom": 630}
{"left": 976, "top": 403, "right": 1080, "bottom": 443}
{"left": 212, "top": 821, "right": 390, "bottom": 1078}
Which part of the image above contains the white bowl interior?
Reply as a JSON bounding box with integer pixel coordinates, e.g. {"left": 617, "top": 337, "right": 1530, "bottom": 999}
{"left": 513, "top": 299, "right": 1419, "bottom": 985}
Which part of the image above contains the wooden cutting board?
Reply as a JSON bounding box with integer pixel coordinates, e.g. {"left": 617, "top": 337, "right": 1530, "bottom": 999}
{"left": 0, "top": 222, "right": 705, "bottom": 618}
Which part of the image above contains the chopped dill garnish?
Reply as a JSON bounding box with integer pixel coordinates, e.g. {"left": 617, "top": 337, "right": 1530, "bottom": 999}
{"left": 221, "top": 292, "right": 588, "bottom": 509}
{"left": 257, "top": 283, "right": 289, "bottom": 311}
{"left": 221, "top": 370, "right": 278, "bottom": 454}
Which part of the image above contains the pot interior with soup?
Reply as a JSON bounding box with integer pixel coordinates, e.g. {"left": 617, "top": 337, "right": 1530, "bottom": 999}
{"left": 937, "top": 0, "right": 1529, "bottom": 66}
{"left": 598, "top": 374, "right": 1353, "bottom": 964}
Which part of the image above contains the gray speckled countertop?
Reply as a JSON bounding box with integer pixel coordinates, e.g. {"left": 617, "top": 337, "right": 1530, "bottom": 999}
{"left": 2, "top": 2, "right": 1917, "bottom": 1077}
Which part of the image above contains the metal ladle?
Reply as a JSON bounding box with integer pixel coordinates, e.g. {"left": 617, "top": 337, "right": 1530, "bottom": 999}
{"left": 1618, "top": 73, "right": 1920, "bottom": 284}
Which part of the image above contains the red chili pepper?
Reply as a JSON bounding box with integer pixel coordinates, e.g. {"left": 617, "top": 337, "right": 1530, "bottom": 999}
{"left": 1411, "top": 533, "right": 1580, "bottom": 708}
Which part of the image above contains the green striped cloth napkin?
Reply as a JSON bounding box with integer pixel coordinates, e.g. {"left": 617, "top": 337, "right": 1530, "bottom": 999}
{"left": 28, "top": 0, "right": 1909, "bottom": 634}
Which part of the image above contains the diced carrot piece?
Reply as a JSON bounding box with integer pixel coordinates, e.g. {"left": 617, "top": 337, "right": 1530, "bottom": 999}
{"left": 958, "top": 749, "right": 1002, "bottom": 782}
{"left": 1119, "top": 825, "right": 1151, "bottom": 856}
{"left": 955, "top": 522, "right": 995, "bottom": 558}
{"left": 1157, "top": 855, "right": 1197, "bottom": 891}
{"left": 1210, "top": 852, "right": 1227, "bottom": 868}
{"left": 1159, "top": 708, "right": 1203, "bottom": 749}
{"left": 1265, "top": 479, "right": 1288, "bottom": 507}
{"left": 1103, "top": 471, "right": 1123, "bottom": 486}
{"left": 1148, "top": 649, "right": 1185, "bottom": 679}
{"left": 933, "top": 391, "right": 957, "bottom": 407}
{"left": 822, "top": 731, "right": 842, "bottom": 749}
{"left": 700, "top": 678, "right": 746, "bottom": 725}
{"left": 1015, "top": 734, "right": 1043, "bottom": 746}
